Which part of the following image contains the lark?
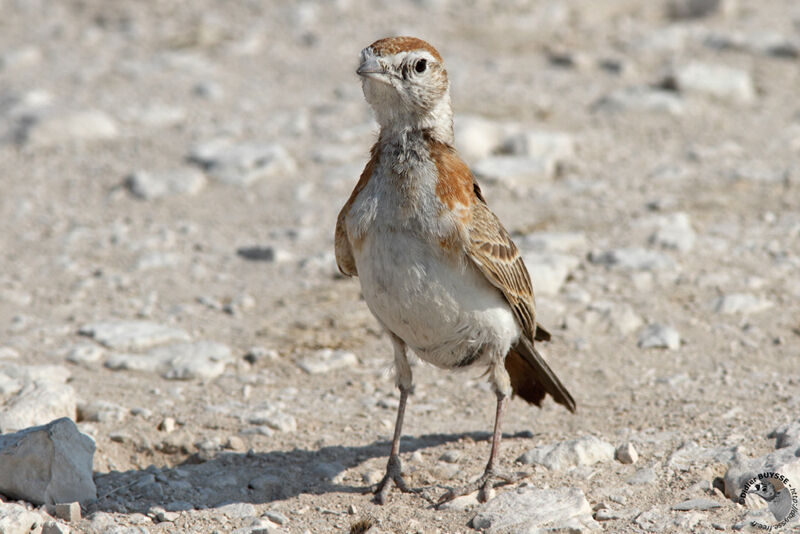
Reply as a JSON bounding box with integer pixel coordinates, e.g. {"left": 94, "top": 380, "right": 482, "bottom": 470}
{"left": 335, "top": 36, "right": 576, "bottom": 505}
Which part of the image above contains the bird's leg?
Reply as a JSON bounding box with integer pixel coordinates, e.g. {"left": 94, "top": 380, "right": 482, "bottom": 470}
{"left": 373, "top": 334, "right": 418, "bottom": 504}
{"left": 438, "top": 362, "right": 520, "bottom": 507}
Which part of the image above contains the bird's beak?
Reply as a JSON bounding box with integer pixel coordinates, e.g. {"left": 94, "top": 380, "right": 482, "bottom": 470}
{"left": 357, "top": 55, "right": 385, "bottom": 78}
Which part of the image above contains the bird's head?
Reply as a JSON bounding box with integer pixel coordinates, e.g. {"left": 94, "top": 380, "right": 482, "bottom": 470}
{"left": 357, "top": 36, "right": 453, "bottom": 142}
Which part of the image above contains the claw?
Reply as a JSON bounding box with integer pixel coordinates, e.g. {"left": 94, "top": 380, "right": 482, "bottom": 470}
{"left": 372, "top": 455, "right": 418, "bottom": 504}
{"left": 436, "top": 468, "right": 526, "bottom": 508}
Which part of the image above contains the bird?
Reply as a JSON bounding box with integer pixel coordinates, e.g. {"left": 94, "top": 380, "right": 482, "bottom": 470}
{"left": 335, "top": 36, "right": 576, "bottom": 505}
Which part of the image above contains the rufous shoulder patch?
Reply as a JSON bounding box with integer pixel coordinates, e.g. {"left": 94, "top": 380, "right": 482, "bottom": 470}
{"left": 427, "top": 138, "right": 474, "bottom": 213}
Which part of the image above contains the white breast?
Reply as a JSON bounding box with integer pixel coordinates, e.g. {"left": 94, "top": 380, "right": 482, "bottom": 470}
{"left": 346, "top": 148, "right": 520, "bottom": 369}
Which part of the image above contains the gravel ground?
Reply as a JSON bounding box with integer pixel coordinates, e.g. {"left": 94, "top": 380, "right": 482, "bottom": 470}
{"left": 1, "top": 0, "right": 799, "bottom": 533}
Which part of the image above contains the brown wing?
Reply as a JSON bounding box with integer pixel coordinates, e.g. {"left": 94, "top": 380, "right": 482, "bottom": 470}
{"left": 334, "top": 143, "right": 380, "bottom": 277}
{"left": 466, "top": 195, "right": 538, "bottom": 340}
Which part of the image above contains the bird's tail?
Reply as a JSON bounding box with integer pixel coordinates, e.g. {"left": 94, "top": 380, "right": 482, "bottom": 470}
{"left": 505, "top": 336, "right": 576, "bottom": 412}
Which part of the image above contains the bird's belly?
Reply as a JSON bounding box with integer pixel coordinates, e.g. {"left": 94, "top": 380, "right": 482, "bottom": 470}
{"left": 354, "top": 230, "right": 520, "bottom": 368}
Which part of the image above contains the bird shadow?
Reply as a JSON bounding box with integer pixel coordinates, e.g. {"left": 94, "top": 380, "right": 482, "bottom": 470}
{"left": 86, "top": 430, "right": 533, "bottom": 516}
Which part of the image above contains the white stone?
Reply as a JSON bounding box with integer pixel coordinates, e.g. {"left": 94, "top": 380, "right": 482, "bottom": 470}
{"left": 0, "top": 347, "right": 20, "bottom": 360}
{"left": 247, "top": 411, "right": 297, "bottom": 433}
{"left": 666, "top": 0, "right": 737, "bottom": 19}
{"left": 297, "top": 349, "right": 358, "bottom": 374}
{"left": 473, "top": 155, "right": 555, "bottom": 185}
{"left": 672, "top": 498, "right": 721, "bottom": 511}
{"left": 0, "top": 46, "right": 42, "bottom": 70}
{"left": 768, "top": 419, "right": 800, "bottom": 449}
{"left": 127, "top": 169, "right": 207, "bottom": 200}
{"left": 216, "top": 502, "right": 256, "bottom": 519}
{"left": 520, "top": 232, "right": 588, "bottom": 254}
{"left": 671, "top": 61, "right": 755, "bottom": 105}
{"left": 105, "top": 341, "right": 233, "bottom": 380}
{"left": 188, "top": 139, "right": 296, "bottom": 186}
{"left": 79, "top": 321, "right": 191, "bottom": 350}
{"left": 593, "top": 87, "right": 684, "bottom": 115}
{"left": 616, "top": 442, "right": 639, "bottom": 464}
{"left": 0, "top": 418, "right": 96, "bottom": 505}
{"left": 0, "top": 502, "right": 44, "bottom": 534}
{"left": 20, "top": 110, "right": 119, "bottom": 147}
{"left": 453, "top": 115, "right": 505, "bottom": 163}
{"left": 517, "top": 435, "right": 615, "bottom": 471}
{"left": 522, "top": 253, "right": 580, "bottom": 295}
{"left": 77, "top": 401, "right": 127, "bottom": 423}
{"left": 648, "top": 212, "right": 696, "bottom": 252}
{"left": 713, "top": 294, "right": 773, "bottom": 314}
{"left": 471, "top": 486, "right": 599, "bottom": 532}
{"left": 667, "top": 441, "right": 737, "bottom": 471}
{"left": 638, "top": 324, "right": 681, "bottom": 350}
{"left": 0, "top": 364, "right": 77, "bottom": 433}
{"left": 123, "top": 105, "right": 186, "bottom": 128}
{"left": 64, "top": 344, "right": 104, "bottom": 365}
{"left": 589, "top": 247, "right": 676, "bottom": 271}
{"left": 724, "top": 448, "right": 800, "bottom": 500}
{"left": 502, "top": 130, "right": 575, "bottom": 163}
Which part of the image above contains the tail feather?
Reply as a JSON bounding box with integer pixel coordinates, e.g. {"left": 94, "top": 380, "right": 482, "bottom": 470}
{"left": 504, "top": 336, "right": 576, "bottom": 413}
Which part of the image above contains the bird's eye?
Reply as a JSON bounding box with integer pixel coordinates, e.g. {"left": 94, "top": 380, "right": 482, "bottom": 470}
{"left": 414, "top": 59, "right": 427, "bottom": 73}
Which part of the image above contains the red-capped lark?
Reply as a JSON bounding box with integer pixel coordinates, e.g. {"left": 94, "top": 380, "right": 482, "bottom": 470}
{"left": 335, "top": 36, "right": 576, "bottom": 505}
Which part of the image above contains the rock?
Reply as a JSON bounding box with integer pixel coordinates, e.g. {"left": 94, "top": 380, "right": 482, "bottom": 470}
{"left": 517, "top": 435, "right": 615, "bottom": 471}
{"left": 634, "top": 507, "right": 703, "bottom": 532}
{"left": 158, "top": 417, "right": 176, "bottom": 433}
{"left": 77, "top": 401, "right": 127, "bottom": 423}
{"left": 471, "top": 486, "right": 599, "bottom": 532}
{"left": 126, "top": 169, "right": 207, "bottom": 200}
{"left": 453, "top": 115, "right": 505, "bottom": 162}
{"left": 648, "top": 212, "right": 696, "bottom": 252}
{"left": 593, "top": 87, "right": 684, "bottom": 115}
{"left": 297, "top": 349, "right": 357, "bottom": 375}
{"left": 521, "top": 252, "right": 580, "bottom": 296}
{"left": 0, "top": 502, "right": 43, "bottom": 534}
{"left": 262, "top": 511, "right": 288, "bottom": 525}
{"left": 105, "top": 341, "right": 233, "bottom": 380}
{"left": 0, "top": 46, "right": 42, "bottom": 71}
{"left": 668, "top": 62, "right": 755, "bottom": 105}
{"left": 0, "top": 364, "right": 77, "bottom": 432}
{"left": 42, "top": 521, "right": 70, "bottom": 534}
{"left": 520, "top": 232, "right": 588, "bottom": 254}
{"left": 768, "top": 419, "right": 800, "bottom": 449}
{"left": 666, "top": 441, "right": 737, "bottom": 471}
{"left": 638, "top": 324, "right": 681, "bottom": 350}
{"left": 0, "top": 347, "right": 19, "bottom": 360}
{"left": 0, "top": 418, "right": 96, "bottom": 505}
{"left": 246, "top": 411, "right": 296, "bottom": 433}
{"left": 473, "top": 155, "right": 555, "bottom": 186}
{"left": 54, "top": 502, "right": 81, "bottom": 522}
{"left": 589, "top": 247, "right": 676, "bottom": 271}
{"left": 627, "top": 468, "right": 658, "bottom": 485}
{"left": 724, "top": 447, "right": 800, "bottom": 499}
{"left": 249, "top": 474, "right": 282, "bottom": 492}
{"left": 501, "top": 130, "right": 575, "bottom": 163}
{"left": 64, "top": 344, "right": 104, "bottom": 365}
{"left": 713, "top": 294, "right": 773, "bottom": 314}
{"left": 616, "top": 442, "right": 639, "bottom": 464}
{"left": 17, "top": 109, "right": 119, "bottom": 147}
{"left": 123, "top": 104, "right": 186, "bottom": 129}
{"left": 666, "top": 0, "right": 736, "bottom": 19}
{"left": 312, "top": 462, "right": 346, "bottom": 481}
{"left": 580, "top": 301, "right": 643, "bottom": 335}
{"left": 671, "top": 498, "right": 721, "bottom": 511}
{"left": 217, "top": 502, "right": 256, "bottom": 519}
{"left": 188, "top": 139, "right": 296, "bottom": 186}
{"left": 236, "top": 246, "right": 293, "bottom": 263}
{"left": 439, "top": 450, "right": 461, "bottom": 463}
{"left": 79, "top": 321, "right": 191, "bottom": 350}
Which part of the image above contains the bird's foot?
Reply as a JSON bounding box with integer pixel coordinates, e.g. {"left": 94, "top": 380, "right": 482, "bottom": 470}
{"left": 371, "top": 455, "right": 418, "bottom": 505}
{"left": 436, "top": 467, "right": 525, "bottom": 507}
